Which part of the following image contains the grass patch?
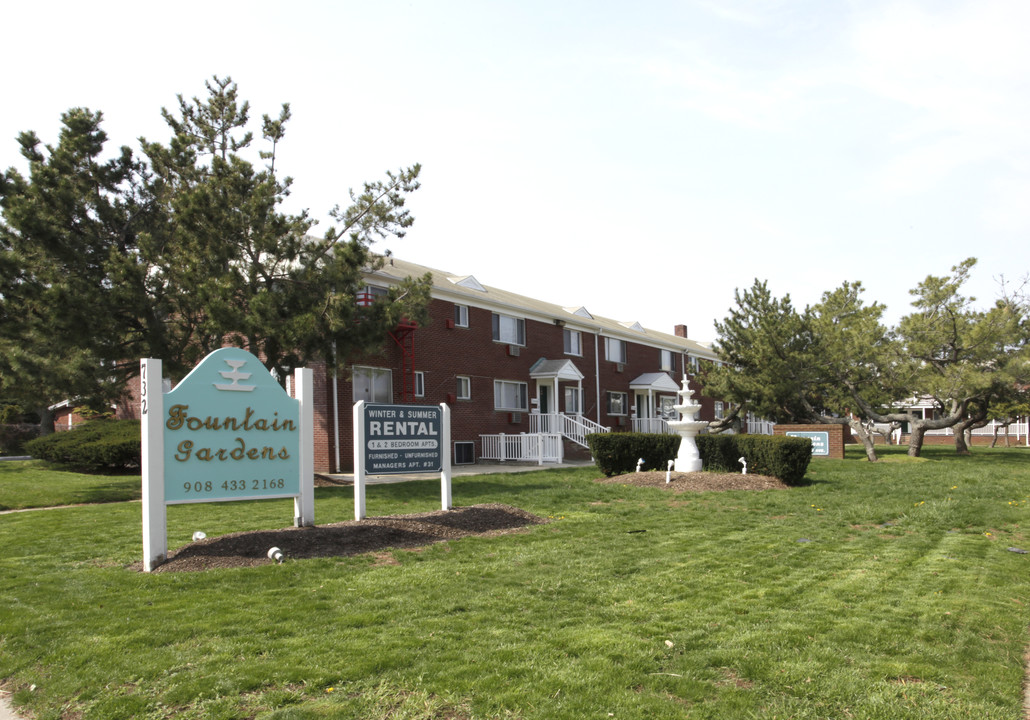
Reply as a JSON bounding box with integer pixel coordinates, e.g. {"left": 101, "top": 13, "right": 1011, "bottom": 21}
{"left": 2, "top": 446, "right": 1030, "bottom": 718}
{"left": 0, "top": 459, "right": 141, "bottom": 510}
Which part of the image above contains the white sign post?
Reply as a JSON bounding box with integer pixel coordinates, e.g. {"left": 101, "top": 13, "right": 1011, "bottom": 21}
{"left": 352, "top": 401, "right": 452, "bottom": 520}
{"left": 141, "top": 348, "right": 314, "bottom": 571}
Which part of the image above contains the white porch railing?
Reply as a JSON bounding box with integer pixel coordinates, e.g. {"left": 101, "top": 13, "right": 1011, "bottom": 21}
{"left": 632, "top": 417, "right": 673, "bottom": 434}
{"left": 480, "top": 433, "right": 564, "bottom": 464}
{"left": 529, "top": 413, "right": 609, "bottom": 447}
{"left": 747, "top": 417, "right": 776, "bottom": 435}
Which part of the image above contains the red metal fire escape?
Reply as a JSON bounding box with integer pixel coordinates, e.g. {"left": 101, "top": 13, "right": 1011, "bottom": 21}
{"left": 388, "top": 319, "right": 419, "bottom": 403}
{"left": 358, "top": 290, "right": 419, "bottom": 402}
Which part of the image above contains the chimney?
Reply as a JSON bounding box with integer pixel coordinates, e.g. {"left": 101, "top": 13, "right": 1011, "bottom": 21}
{"left": 674, "top": 324, "right": 688, "bottom": 338}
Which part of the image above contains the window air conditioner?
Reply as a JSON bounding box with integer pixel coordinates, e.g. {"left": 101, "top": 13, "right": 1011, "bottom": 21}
{"left": 508, "top": 344, "right": 520, "bottom": 357}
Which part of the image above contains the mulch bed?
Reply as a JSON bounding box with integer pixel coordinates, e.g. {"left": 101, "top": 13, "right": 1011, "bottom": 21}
{"left": 145, "top": 503, "right": 546, "bottom": 573}
{"left": 597, "top": 470, "right": 790, "bottom": 492}
{"left": 144, "top": 471, "right": 788, "bottom": 573}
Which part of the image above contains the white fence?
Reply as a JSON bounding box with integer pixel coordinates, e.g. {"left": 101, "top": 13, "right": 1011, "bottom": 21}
{"left": 632, "top": 417, "right": 672, "bottom": 434}
{"left": 924, "top": 419, "right": 1028, "bottom": 441}
{"left": 480, "top": 433, "right": 564, "bottom": 464}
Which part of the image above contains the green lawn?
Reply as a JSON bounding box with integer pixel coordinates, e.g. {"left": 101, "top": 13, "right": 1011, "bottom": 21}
{"left": 0, "top": 459, "right": 141, "bottom": 510}
{"left": 2, "top": 446, "right": 1030, "bottom": 719}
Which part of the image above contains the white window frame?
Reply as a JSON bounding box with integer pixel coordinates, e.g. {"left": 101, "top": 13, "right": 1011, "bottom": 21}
{"left": 605, "top": 337, "right": 627, "bottom": 364}
{"left": 454, "top": 304, "right": 469, "bottom": 328}
{"left": 456, "top": 376, "right": 471, "bottom": 400}
{"left": 564, "top": 386, "right": 582, "bottom": 414}
{"left": 494, "top": 380, "right": 529, "bottom": 411}
{"left": 352, "top": 366, "right": 393, "bottom": 403}
{"left": 492, "top": 313, "right": 526, "bottom": 346}
{"left": 563, "top": 328, "right": 582, "bottom": 356}
{"left": 414, "top": 371, "right": 425, "bottom": 398}
{"left": 714, "top": 401, "right": 724, "bottom": 420}
{"left": 660, "top": 349, "right": 675, "bottom": 372}
{"left": 607, "top": 391, "right": 628, "bottom": 416}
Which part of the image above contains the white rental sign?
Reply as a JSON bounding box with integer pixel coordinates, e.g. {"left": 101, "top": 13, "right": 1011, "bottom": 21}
{"left": 352, "top": 401, "right": 452, "bottom": 520}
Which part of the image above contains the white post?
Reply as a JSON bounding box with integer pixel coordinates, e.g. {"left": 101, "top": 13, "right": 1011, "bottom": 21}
{"left": 499, "top": 433, "right": 507, "bottom": 462}
{"left": 141, "top": 358, "right": 167, "bottom": 572}
{"left": 353, "top": 400, "right": 367, "bottom": 520}
{"left": 294, "top": 367, "right": 315, "bottom": 527}
{"left": 440, "top": 403, "right": 452, "bottom": 510}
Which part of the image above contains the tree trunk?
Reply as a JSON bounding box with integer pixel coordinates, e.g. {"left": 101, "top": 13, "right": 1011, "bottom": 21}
{"left": 908, "top": 424, "right": 927, "bottom": 457}
{"left": 37, "top": 405, "right": 56, "bottom": 436}
{"left": 848, "top": 418, "right": 879, "bottom": 461}
{"left": 954, "top": 428, "right": 970, "bottom": 455}
{"left": 954, "top": 409, "right": 990, "bottom": 455}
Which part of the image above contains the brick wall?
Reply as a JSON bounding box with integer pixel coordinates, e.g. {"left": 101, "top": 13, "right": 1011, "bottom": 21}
{"left": 315, "top": 297, "right": 717, "bottom": 473}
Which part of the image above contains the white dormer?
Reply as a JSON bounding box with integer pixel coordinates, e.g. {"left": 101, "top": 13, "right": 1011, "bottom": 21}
{"left": 448, "top": 275, "right": 486, "bottom": 292}
{"left": 620, "top": 321, "right": 646, "bottom": 333}
{"left": 565, "top": 306, "right": 594, "bottom": 319}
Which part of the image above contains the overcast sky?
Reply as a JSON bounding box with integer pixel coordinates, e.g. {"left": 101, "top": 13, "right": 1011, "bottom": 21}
{"left": 4, "top": 0, "right": 1027, "bottom": 342}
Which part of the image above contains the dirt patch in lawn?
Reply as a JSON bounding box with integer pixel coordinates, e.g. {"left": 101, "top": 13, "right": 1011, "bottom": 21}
{"left": 143, "top": 503, "right": 546, "bottom": 573}
{"left": 596, "top": 470, "right": 791, "bottom": 492}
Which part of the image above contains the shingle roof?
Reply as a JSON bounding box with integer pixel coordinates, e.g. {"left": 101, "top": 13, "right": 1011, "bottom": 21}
{"left": 367, "top": 257, "right": 717, "bottom": 358}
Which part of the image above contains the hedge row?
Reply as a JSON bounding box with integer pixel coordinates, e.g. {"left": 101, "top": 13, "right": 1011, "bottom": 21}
{"left": 586, "top": 432, "right": 813, "bottom": 485}
{"left": 0, "top": 424, "right": 41, "bottom": 455}
{"left": 25, "top": 420, "right": 141, "bottom": 472}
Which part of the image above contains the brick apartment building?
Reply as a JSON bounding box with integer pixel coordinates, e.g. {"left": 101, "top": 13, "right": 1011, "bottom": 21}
{"left": 87, "top": 257, "right": 722, "bottom": 472}
{"left": 304, "top": 258, "right": 721, "bottom": 473}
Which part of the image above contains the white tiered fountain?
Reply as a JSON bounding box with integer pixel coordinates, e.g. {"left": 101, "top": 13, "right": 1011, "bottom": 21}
{"left": 668, "top": 374, "right": 708, "bottom": 473}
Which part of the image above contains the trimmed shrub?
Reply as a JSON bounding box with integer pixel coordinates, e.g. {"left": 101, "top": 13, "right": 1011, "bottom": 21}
{"left": 730, "top": 434, "right": 812, "bottom": 485}
{"left": 0, "top": 424, "right": 41, "bottom": 455}
{"left": 588, "top": 431, "right": 813, "bottom": 484}
{"left": 587, "top": 432, "right": 681, "bottom": 477}
{"left": 25, "top": 420, "right": 141, "bottom": 472}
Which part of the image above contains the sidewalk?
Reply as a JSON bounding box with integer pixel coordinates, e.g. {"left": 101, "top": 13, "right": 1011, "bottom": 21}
{"left": 324, "top": 459, "right": 595, "bottom": 484}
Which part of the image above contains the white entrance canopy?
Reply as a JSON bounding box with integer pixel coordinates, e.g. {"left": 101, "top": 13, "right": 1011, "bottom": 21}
{"left": 530, "top": 358, "right": 585, "bottom": 416}
{"left": 630, "top": 372, "right": 680, "bottom": 422}
{"left": 530, "top": 358, "right": 585, "bottom": 382}
{"left": 629, "top": 372, "right": 680, "bottom": 393}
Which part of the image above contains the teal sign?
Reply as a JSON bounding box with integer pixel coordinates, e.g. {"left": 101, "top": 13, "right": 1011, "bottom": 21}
{"left": 163, "top": 348, "right": 300, "bottom": 503}
{"left": 785, "top": 430, "right": 829, "bottom": 456}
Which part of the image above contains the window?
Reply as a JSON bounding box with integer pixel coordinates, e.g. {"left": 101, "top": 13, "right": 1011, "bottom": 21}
{"left": 688, "top": 355, "right": 700, "bottom": 374}
{"left": 414, "top": 371, "right": 425, "bottom": 398}
{"left": 356, "top": 284, "right": 388, "bottom": 307}
{"left": 607, "top": 391, "right": 628, "bottom": 415}
{"left": 353, "top": 366, "right": 392, "bottom": 403}
{"left": 660, "top": 349, "right": 676, "bottom": 372}
{"left": 564, "top": 328, "right": 582, "bottom": 356}
{"left": 714, "top": 401, "right": 724, "bottom": 420}
{"left": 660, "top": 395, "right": 677, "bottom": 419}
{"left": 492, "top": 313, "right": 526, "bottom": 346}
{"left": 456, "top": 376, "right": 471, "bottom": 400}
{"left": 605, "top": 337, "right": 627, "bottom": 363}
{"left": 454, "top": 441, "right": 475, "bottom": 465}
{"left": 454, "top": 304, "right": 469, "bottom": 327}
{"left": 564, "top": 386, "right": 582, "bottom": 414}
{"left": 494, "top": 380, "right": 528, "bottom": 411}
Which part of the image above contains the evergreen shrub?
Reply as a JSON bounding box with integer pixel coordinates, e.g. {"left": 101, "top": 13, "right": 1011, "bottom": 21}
{"left": 25, "top": 420, "right": 141, "bottom": 472}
